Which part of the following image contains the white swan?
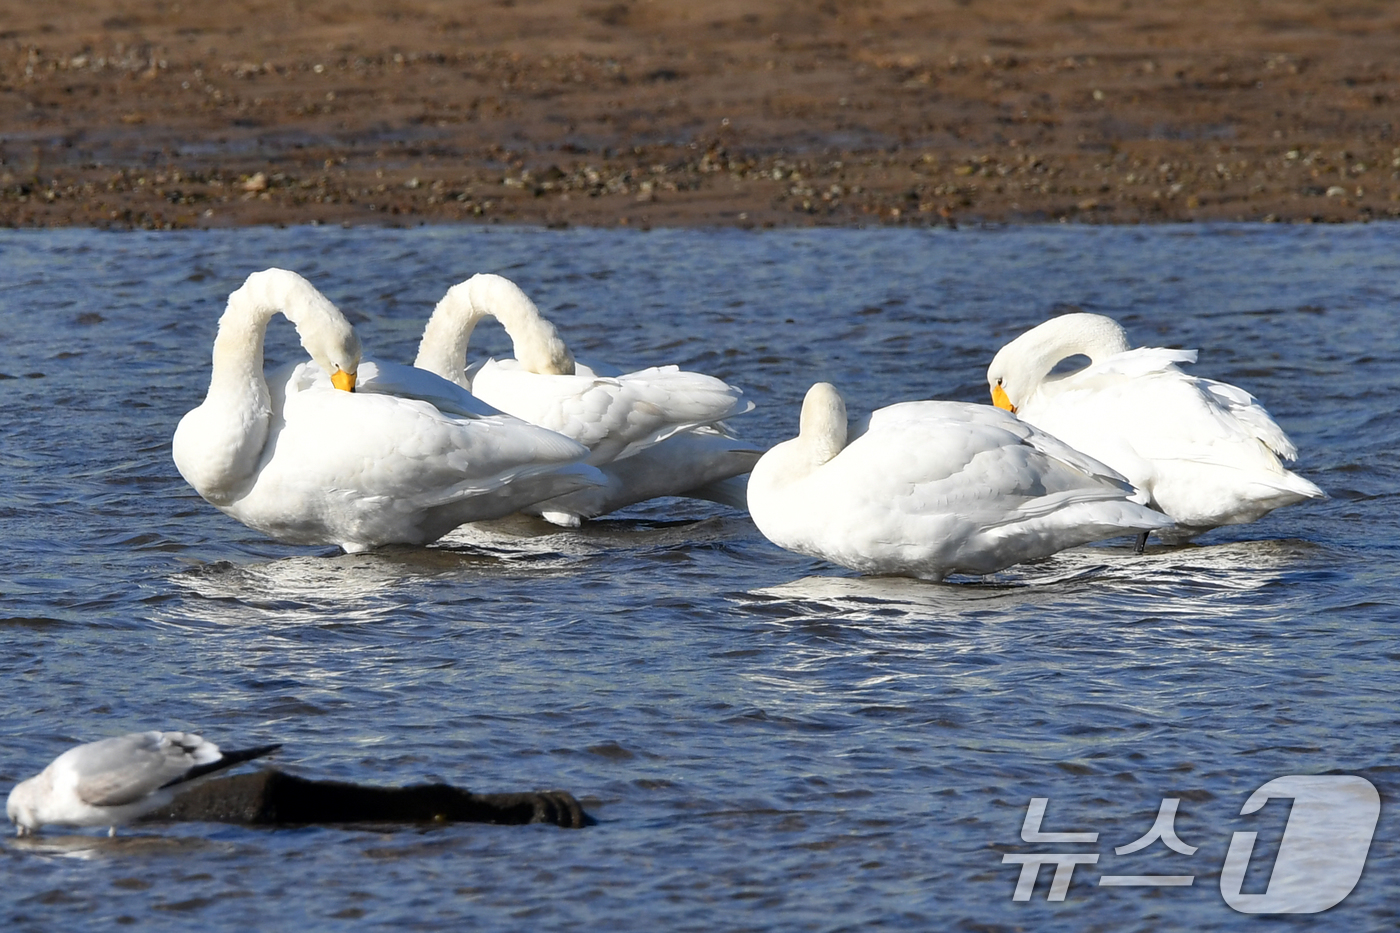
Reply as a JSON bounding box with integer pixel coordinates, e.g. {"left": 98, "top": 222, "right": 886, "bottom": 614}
{"left": 746, "top": 383, "right": 1173, "bottom": 581}
{"left": 172, "top": 269, "right": 602, "bottom": 552}
{"left": 413, "top": 272, "right": 760, "bottom": 525}
{"left": 986, "top": 312, "right": 1325, "bottom": 541}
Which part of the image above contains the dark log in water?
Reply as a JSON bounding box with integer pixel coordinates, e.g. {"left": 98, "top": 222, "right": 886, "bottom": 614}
{"left": 143, "top": 769, "right": 588, "bottom": 829}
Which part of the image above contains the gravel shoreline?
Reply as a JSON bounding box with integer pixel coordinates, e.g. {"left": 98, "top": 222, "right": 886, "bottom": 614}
{"left": 4, "top": 0, "right": 1399, "bottom": 229}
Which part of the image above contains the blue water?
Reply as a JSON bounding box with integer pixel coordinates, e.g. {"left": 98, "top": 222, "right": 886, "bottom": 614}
{"left": 1, "top": 224, "right": 1397, "bottom": 931}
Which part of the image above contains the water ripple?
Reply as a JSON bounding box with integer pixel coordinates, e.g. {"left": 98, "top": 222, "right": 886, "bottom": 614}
{"left": 0, "top": 224, "right": 1396, "bottom": 931}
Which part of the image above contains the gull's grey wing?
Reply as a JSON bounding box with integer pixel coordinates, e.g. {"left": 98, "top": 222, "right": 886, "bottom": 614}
{"left": 71, "top": 732, "right": 215, "bottom": 808}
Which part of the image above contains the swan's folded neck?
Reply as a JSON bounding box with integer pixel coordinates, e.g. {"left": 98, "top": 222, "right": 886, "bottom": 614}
{"left": 415, "top": 284, "right": 481, "bottom": 387}
{"left": 204, "top": 270, "right": 355, "bottom": 403}
{"left": 174, "top": 299, "right": 279, "bottom": 504}
{"left": 207, "top": 299, "right": 274, "bottom": 403}
{"left": 175, "top": 269, "right": 360, "bottom": 504}
{"left": 800, "top": 383, "right": 849, "bottom": 466}
{"left": 994, "top": 312, "right": 1133, "bottom": 399}
{"left": 416, "top": 274, "right": 575, "bottom": 385}
{"left": 752, "top": 383, "right": 848, "bottom": 499}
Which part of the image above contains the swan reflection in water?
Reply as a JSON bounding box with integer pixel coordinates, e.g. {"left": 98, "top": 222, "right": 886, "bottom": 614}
{"left": 730, "top": 536, "right": 1331, "bottom": 712}
{"left": 743, "top": 537, "right": 1323, "bottom": 626}
{"left": 439, "top": 511, "right": 748, "bottom": 555}
{"left": 164, "top": 510, "right": 749, "bottom": 630}
{"left": 168, "top": 553, "right": 428, "bottom": 628}
{"left": 164, "top": 547, "right": 542, "bottom": 631}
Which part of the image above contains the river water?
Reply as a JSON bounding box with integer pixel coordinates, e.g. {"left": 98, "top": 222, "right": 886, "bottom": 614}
{"left": 1, "top": 223, "right": 1396, "bottom": 931}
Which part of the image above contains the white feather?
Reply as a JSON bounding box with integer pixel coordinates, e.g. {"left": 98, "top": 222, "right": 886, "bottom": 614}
{"left": 414, "top": 273, "right": 759, "bottom": 523}
{"left": 172, "top": 269, "right": 602, "bottom": 552}
{"left": 7, "top": 732, "right": 275, "bottom": 835}
{"left": 986, "top": 313, "right": 1324, "bottom": 541}
{"left": 747, "top": 384, "right": 1172, "bottom": 581}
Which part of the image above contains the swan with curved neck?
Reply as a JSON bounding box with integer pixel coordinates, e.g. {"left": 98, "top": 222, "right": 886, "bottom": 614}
{"left": 987, "top": 313, "right": 1129, "bottom": 413}
{"left": 416, "top": 273, "right": 575, "bottom": 384}
{"left": 173, "top": 269, "right": 600, "bottom": 551}
{"left": 746, "top": 382, "right": 1172, "bottom": 581}
{"left": 413, "top": 273, "right": 760, "bottom": 525}
{"left": 173, "top": 268, "right": 361, "bottom": 506}
{"left": 986, "top": 312, "right": 1324, "bottom": 539}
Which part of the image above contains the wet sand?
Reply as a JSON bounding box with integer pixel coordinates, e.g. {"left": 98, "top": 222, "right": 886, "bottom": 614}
{"left": 3, "top": 0, "right": 1399, "bottom": 229}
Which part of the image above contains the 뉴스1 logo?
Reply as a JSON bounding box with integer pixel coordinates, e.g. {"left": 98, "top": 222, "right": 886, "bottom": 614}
{"left": 1220, "top": 775, "right": 1380, "bottom": 913}
{"left": 1001, "top": 774, "right": 1380, "bottom": 913}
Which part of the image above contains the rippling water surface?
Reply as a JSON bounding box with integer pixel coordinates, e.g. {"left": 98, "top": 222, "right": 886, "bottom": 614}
{"left": 1, "top": 224, "right": 1397, "bottom": 931}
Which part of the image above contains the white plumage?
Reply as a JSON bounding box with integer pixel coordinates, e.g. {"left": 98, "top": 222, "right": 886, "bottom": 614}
{"left": 746, "top": 383, "right": 1173, "bottom": 581}
{"left": 414, "top": 273, "right": 759, "bottom": 525}
{"left": 986, "top": 312, "right": 1324, "bottom": 541}
{"left": 7, "top": 732, "right": 278, "bottom": 836}
{"left": 172, "top": 269, "right": 602, "bottom": 552}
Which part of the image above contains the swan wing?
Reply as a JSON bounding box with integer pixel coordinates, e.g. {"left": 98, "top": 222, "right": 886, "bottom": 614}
{"left": 1018, "top": 353, "right": 1322, "bottom": 530}
{"left": 751, "top": 399, "right": 1169, "bottom": 578}
{"left": 530, "top": 428, "right": 763, "bottom": 522}
{"left": 352, "top": 360, "right": 503, "bottom": 419}
{"left": 1074, "top": 346, "right": 1198, "bottom": 380}
{"left": 866, "top": 400, "right": 1128, "bottom": 484}
{"left": 856, "top": 402, "right": 1141, "bottom": 512}
{"left": 1048, "top": 346, "right": 1298, "bottom": 461}
{"left": 471, "top": 360, "right": 751, "bottom": 462}
{"left": 271, "top": 383, "right": 590, "bottom": 506}
{"left": 1196, "top": 377, "right": 1299, "bottom": 460}
{"left": 1037, "top": 364, "right": 1292, "bottom": 470}
{"left": 289, "top": 358, "right": 501, "bottom": 418}
{"left": 605, "top": 366, "right": 754, "bottom": 456}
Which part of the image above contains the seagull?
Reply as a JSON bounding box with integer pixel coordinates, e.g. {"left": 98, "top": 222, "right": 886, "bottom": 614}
{"left": 7, "top": 731, "right": 280, "bottom": 836}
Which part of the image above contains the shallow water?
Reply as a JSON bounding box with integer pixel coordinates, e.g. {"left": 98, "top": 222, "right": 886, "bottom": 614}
{"left": 1, "top": 223, "right": 1397, "bottom": 931}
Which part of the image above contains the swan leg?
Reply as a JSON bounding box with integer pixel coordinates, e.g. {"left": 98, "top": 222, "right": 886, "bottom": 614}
{"left": 1134, "top": 532, "right": 1148, "bottom": 555}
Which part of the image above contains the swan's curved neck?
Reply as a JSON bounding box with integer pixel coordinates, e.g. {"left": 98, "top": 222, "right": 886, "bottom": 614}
{"left": 206, "top": 268, "right": 360, "bottom": 400}
{"left": 417, "top": 274, "right": 575, "bottom": 381}
{"left": 415, "top": 281, "right": 484, "bottom": 386}
{"left": 1002, "top": 313, "right": 1131, "bottom": 387}
{"left": 207, "top": 294, "right": 275, "bottom": 401}
{"left": 799, "top": 383, "right": 848, "bottom": 466}
{"left": 177, "top": 269, "right": 359, "bottom": 504}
